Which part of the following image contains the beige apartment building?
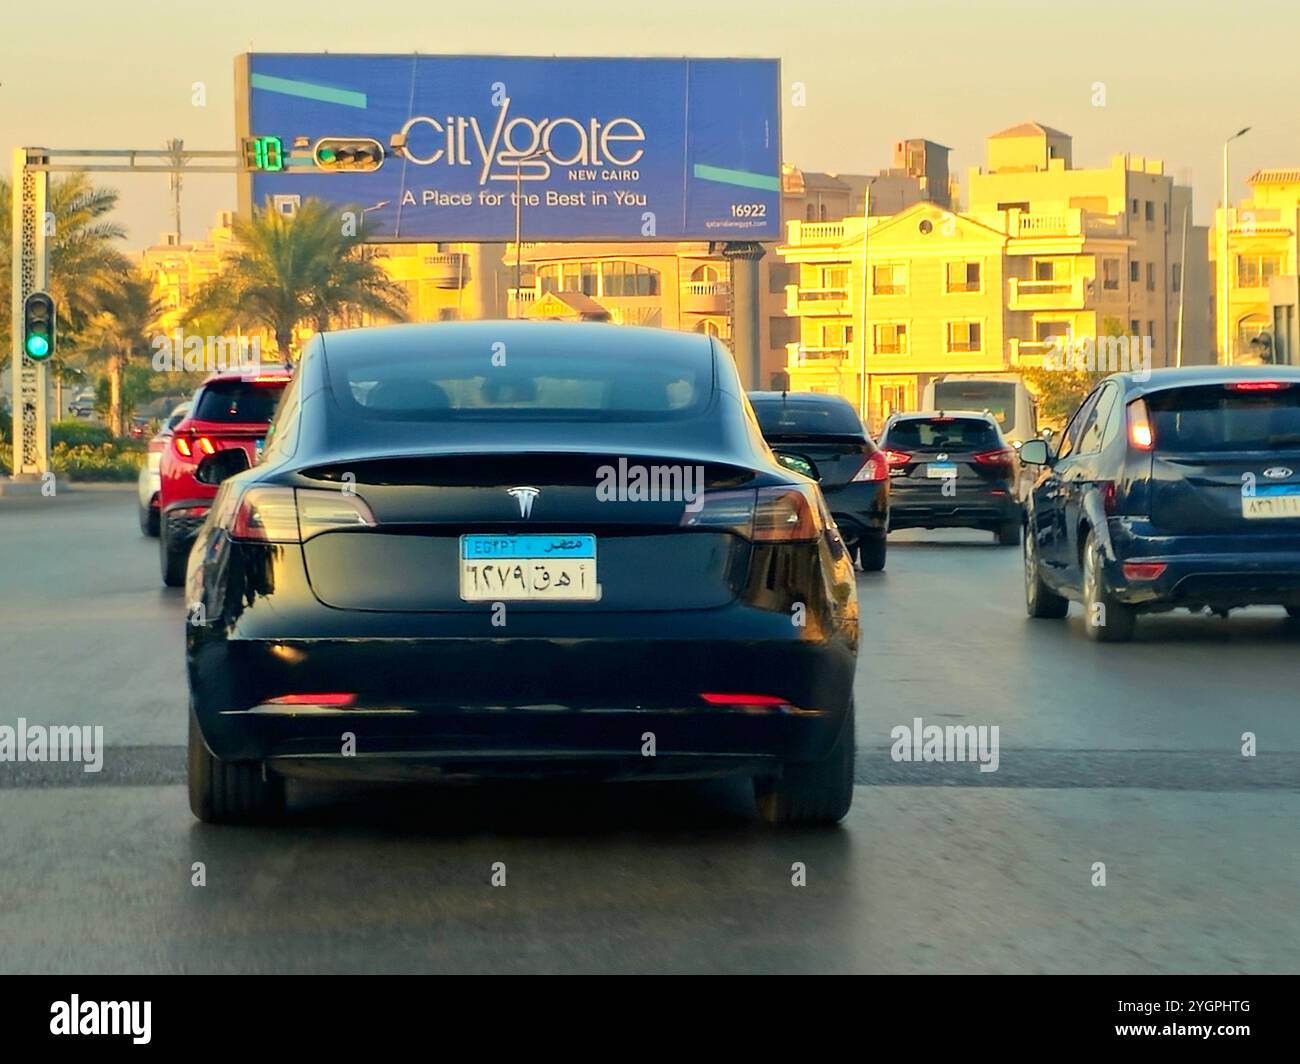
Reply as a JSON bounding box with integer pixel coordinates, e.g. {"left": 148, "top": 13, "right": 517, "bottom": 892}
{"left": 778, "top": 123, "right": 1211, "bottom": 426}
{"left": 1211, "top": 168, "right": 1300, "bottom": 365}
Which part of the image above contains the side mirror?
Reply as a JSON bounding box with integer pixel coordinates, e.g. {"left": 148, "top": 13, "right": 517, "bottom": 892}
{"left": 1019, "top": 438, "right": 1051, "bottom": 466}
{"left": 194, "top": 447, "right": 251, "bottom": 486}
{"left": 773, "top": 450, "right": 820, "bottom": 480}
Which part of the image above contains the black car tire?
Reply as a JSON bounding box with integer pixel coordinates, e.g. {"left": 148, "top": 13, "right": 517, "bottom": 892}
{"left": 1024, "top": 525, "right": 1069, "bottom": 619}
{"left": 1082, "top": 530, "right": 1136, "bottom": 642}
{"left": 188, "top": 705, "right": 284, "bottom": 824}
{"left": 160, "top": 525, "right": 188, "bottom": 588}
{"left": 754, "top": 708, "right": 854, "bottom": 826}
{"left": 139, "top": 502, "right": 159, "bottom": 538}
{"left": 996, "top": 519, "right": 1020, "bottom": 546}
{"left": 857, "top": 533, "right": 887, "bottom": 572}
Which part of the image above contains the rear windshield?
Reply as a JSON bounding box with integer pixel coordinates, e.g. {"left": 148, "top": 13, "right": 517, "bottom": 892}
{"left": 1146, "top": 384, "right": 1300, "bottom": 452}
{"left": 192, "top": 380, "right": 288, "bottom": 424}
{"left": 751, "top": 400, "right": 864, "bottom": 437}
{"left": 884, "top": 417, "right": 1001, "bottom": 451}
{"left": 329, "top": 347, "right": 712, "bottom": 422}
{"left": 933, "top": 380, "right": 1017, "bottom": 429}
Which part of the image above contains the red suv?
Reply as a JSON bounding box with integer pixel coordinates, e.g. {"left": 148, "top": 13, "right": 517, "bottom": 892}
{"left": 158, "top": 368, "right": 293, "bottom": 586}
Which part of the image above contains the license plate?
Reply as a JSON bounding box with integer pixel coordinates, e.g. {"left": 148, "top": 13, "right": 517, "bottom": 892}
{"left": 926, "top": 463, "right": 958, "bottom": 478}
{"left": 1243, "top": 486, "right": 1300, "bottom": 520}
{"left": 459, "top": 534, "right": 599, "bottom": 601}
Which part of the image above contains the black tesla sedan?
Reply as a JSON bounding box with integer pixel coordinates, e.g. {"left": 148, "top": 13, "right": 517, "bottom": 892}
{"left": 747, "top": 391, "right": 890, "bottom": 571}
{"left": 1020, "top": 366, "right": 1300, "bottom": 641}
{"left": 185, "top": 322, "right": 859, "bottom": 826}
{"left": 878, "top": 411, "right": 1023, "bottom": 544}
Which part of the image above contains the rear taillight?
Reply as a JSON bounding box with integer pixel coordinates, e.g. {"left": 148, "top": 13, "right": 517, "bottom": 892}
{"left": 1127, "top": 399, "right": 1154, "bottom": 450}
{"left": 1228, "top": 381, "right": 1290, "bottom": 391}
{"left": 973, "top": 448, "right": 1017, "bottom": 467}
{"left": 851, "top": 452, "right": 889, "bottom": 482}
{"left": 227, "top": 488, "right": 376, "bottom": 543}
{"left": 882, "top": 449, "right": 912, "bottom": 466}
{"left": 174, "top": 435, "right": 216, "bottom": 458}
{"left": 681, "top": 486, "right": 823, "bottom": 542}
{"left": 174, "top": 436, "right": 192, "bottom": 458}
{"left": 1123, "top": 562, "right": 1167, "bottom": 581}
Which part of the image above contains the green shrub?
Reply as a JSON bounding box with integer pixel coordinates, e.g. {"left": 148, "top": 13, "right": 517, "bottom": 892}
{"left": 51, "top": 442, "right": 145, "bottom": 482}
{"left": 52, "top": 419, "right": 114, "bottom": 448}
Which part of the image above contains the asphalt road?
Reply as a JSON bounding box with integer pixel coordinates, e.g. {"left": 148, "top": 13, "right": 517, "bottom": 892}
{"left": 2, "top": 487, "right": 1297, "bottom": 973}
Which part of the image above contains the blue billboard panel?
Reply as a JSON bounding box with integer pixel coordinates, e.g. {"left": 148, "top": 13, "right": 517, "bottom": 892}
{"left": 240, "top": 54, "right": 781, "bottom": 242}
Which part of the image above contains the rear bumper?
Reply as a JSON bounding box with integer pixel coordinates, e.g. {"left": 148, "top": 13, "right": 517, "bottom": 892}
{"left": 162, "top": 499, "right": 211, "bottom": 548}
{"left": 888, "top": 483, "right": 1020, "bottom": 531}
{"left": 822, "top": 481, "right": 889, "bottom": 542}
{"left": 190, "top": 628, "right": 855, "bottom": 769}
{"left": 1106, "top": 518, "right": 1300, "bottom": 609}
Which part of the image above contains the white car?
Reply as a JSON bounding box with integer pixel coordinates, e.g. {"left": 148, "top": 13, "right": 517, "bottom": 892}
{"left": 137, "top": 401, "right": 190, "bottom": 536}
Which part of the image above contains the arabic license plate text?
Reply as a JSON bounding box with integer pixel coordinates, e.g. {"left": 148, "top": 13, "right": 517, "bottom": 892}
{"left": 459, "top": 534, "right": 599, "bottom": 601}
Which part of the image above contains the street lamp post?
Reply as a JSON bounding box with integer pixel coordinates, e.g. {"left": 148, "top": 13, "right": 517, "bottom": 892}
{"left": 512, "top": 149, "right": 547, "bottom": 319}
{"left": 1221, "top": 126, "right": 1252, "bottom": 365}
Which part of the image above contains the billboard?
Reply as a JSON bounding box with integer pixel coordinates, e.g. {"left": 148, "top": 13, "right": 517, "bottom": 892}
{"left": 236, "top": 53, "right": 781, "bottom": 242}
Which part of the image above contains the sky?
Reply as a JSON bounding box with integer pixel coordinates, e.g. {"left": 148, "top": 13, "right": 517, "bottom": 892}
{"left": 2, "top": 0, "right": 1296, "bottom": 250}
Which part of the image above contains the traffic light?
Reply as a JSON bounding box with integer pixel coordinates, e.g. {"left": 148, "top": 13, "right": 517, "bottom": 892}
{"left": 22, "top": 291, "right": 55, "bottom": 362}
{"left": 312, "top": 138, "right": 385, "bottom": 172}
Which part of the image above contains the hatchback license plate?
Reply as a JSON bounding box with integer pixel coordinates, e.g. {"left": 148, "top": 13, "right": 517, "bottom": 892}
{"left": 926, "top": 463, "right": 957, "bottom": 478}
{"left": 459, "top": 534, "right": 599, "bottom": 601}
{"left": 1243, "top": 486, "right": 1300, "bottom": 520}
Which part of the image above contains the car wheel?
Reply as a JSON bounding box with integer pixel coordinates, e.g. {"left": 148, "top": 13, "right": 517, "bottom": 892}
{"left": 1082, "top": 531, "right": 1136, "bottom": 642}
{"left": 996, "top": 519, "right": 1020, "bottom": 546}
{"left": 754, "top": 708, "right": 854, "bottom": 827}
{"left": 188, "top": 704, "right": 284, "bottom": 824}
{"left": 139, "top": 502, "right": 160, "bottom": 538}
{"left": 1024, "top": 526, "right": 1069, "bottom": 619}
{"left": 858, "top": 533, "right": 886, "bottom": 572}
{"left": 160, "top": 525, "right": 188, "bottom": 588}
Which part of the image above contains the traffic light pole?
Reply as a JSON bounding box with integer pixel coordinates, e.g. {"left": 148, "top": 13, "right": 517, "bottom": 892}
{"left": 8, "top": 146, "right": 243, "bottom": 480}
{"left": 10, "top": 148, "right": 50, "bottom": 479}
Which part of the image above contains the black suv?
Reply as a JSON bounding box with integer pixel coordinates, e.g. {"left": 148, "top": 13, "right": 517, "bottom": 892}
{"left": 878, "top": 411, "right": 1022, "bottom": 545}
{"left": 748, "top": 391, "right": 890, "bottom": 570}
{"left": 1020, "top": 366, "right": 1300, "bottom": 641}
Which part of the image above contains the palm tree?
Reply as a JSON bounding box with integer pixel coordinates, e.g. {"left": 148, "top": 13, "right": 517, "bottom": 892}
{"left": 0, "top": 173, "right": 133, "bottom": 370}
{"left": 81, "top": 269, "right": 165, "bottom": 436}
{"left": 185, "top": 199, "right": 407, "bottom": 360}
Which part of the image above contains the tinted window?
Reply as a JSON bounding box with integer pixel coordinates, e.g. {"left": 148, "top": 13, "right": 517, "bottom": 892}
{"left": 750, "top": 399, "right": 864, "bottom": 437}
{"left": 883, "top": 417, "right": 1000, "bottom": 451}
{"left": 1076, "top": 383, "right": 1118, "bottom": 456}
{"left": 1146, "top": 384, "right": 1300, "bottom": 452}
{"left": 329, "top": 347, "right": 712, "bottom": 422}
{"left": 1056, "top": 388, "right": 1101, "bottom": 461}
{"left": 933, "top": 380, "right": 1017, "bottom": 429}
{"left": 192, "top": 380, "right": 289, "bottom": 424}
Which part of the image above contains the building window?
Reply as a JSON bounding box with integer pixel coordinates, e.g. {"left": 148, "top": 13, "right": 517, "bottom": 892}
{"left": 1146, "top": 263, "right": 1156, "bottom": 291}
{"left": 1103, "top": 259, "right": 1121, "bottom": 290}
{"left": 691, "top": 264, "right": 723, "bottom": 283}
{"left": 946, "top": 261, "right": 981, "bottom": 293}
{"left": 694, "top": 319, "right": 723, "bottom": 338}
{"left": 1164, "top": 203, "right": 1170, "bottom": 226}
{"left": 806, "top": 204, "right": 816, "bottom": 221}
{"left": 1145, "top": 200, "right": 1154, "bottom": 222}
{"left": 538, "top": 264, "right": 560, "bottom": 294}
{"left": 1236, "top": 254, "right": 1282, "bottom": 288}
{"left": 1130, "top": 319, "right": 1140, "bottom": 336}
{"left": 946, "top": 321, "right": 982, "bottom": 353}
{"left": 769, "top": 315, "right": 799, "bottom": 347}
{"left": 1130, "top": 261, "right": 1141, "bottom": 283}
{"left": 768, "top": 262, "right": 794, "bottom": 294}
{"left": 820, "top": 266, "right": 849, "bottom": 291}
{"left": 996, "top": 201, "right": 1030, "bottom": 212}
{"left": 874, "top": 323, "right": 908, "bottom": 354}
{"left": 1131, "top": 199, "right": 1139, "bottom": 216}
{"left": 819, "top": 204, "right": 828, "bottom": 221}
{"left": 599, "top": 261, "right": 660, "bottom": 297}
{"left": 872, "top": 263, "right": 907, "bottom": 295}
{"left": 1172, "top": 263, "right": 1181, "bottom": 293}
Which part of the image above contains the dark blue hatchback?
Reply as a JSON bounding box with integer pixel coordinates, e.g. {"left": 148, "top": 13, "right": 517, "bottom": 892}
{"left": 1019, "top": 366, "right": 1300, "bottom": 641}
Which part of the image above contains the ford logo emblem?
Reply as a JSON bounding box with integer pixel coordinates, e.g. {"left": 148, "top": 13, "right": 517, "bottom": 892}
{"left": 1263, "top": 467, "right": 1294, "bottom": 480}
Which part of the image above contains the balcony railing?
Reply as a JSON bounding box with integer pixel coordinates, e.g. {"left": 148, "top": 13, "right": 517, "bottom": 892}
{"left": 785, "top": 284, "right": 852, "bottom": 316}
{"left": 1008, "top": 274, "right": 1090, "bottom": 310}
{"left": 423, "top": 252, "right": 469, "bottom": 288}
{"left": 1008, "top": 208, "right": 1127, "bottom": 239}
{"left": 680, "top": 279, "right": 732, "bottom": 314}
{"left": 786, "top": 343, "right": 852, "bottom": 367}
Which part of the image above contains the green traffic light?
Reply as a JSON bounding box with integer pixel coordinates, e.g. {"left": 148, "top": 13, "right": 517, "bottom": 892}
{"left": 26, "top": 334, "right": 49, "bottom": 358}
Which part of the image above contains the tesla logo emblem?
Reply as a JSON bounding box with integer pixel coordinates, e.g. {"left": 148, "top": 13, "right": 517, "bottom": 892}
{"left": 1263, "top": 467, "right": 1294, "bottom": 479}
{"left": 507, "top": 486, "right": 540, "bottom": 518}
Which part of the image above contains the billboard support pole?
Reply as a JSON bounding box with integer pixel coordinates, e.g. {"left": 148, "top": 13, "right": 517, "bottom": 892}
{"left": 724, "top": 242, "right": 765, "bottom": 389}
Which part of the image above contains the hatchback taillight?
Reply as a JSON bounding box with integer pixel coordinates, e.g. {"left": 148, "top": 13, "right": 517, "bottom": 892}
{"left": 227, "top": 487, "right": 377, "bottom": 543}
{"left": 973, "top": 448, "right": 1017, "bottom": 467}
{"left": 1127, "top": 399, "right": 1154, "bottom": 450}
{"left": 882, "top": 449, "right": 912, "bottom": 466}
{"left": 850, "top": 452, "right": 889, "bottom": 482}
